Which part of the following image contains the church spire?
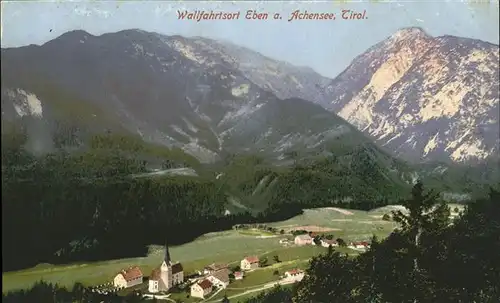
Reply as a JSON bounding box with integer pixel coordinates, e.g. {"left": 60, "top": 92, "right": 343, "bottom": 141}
{"left": 164, "top": 241, "right": 171, "bottom": 264}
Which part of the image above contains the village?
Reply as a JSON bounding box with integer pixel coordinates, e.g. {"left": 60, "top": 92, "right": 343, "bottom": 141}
{"left": 98, "top": 230, "right": 372, "bottom": 302}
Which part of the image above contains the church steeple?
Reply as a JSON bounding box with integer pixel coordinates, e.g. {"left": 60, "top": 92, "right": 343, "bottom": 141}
{"left": 164, "top": 241, "right": 171, "bottom": 265}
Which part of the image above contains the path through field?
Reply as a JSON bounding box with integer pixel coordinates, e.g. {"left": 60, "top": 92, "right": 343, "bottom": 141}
{"left": 325, "top": 207, "right": 354, "bottom": 215}
{"left": 205, "top": 278, "right": 297, "bottom": 303}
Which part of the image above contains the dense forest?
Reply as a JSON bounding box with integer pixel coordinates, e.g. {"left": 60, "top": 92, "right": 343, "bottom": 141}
{"left": 240, "top": 183, "right": 500, "bottom": 303}
{"left": 2, "top": 131, "right": 397, "bottom": 271}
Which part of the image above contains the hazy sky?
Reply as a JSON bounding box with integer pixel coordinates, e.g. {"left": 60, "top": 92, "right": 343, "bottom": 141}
{"left": 1, "top": 1, "right": 499, "bottom": 78}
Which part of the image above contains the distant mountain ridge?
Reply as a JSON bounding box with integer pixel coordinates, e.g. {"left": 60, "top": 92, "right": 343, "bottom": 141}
{"left": 0, "top": 29, "right": 371, "bottom": 165}
{"left": 2, "top": 27, "right": 498, "bottom": 167}
{"left": 156, "top": 27, "right": 499, "bottom": 164}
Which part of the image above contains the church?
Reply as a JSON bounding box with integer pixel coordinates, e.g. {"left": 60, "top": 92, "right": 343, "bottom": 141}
{"left": 148, "top": 244, "right": 184, "bottom": 293}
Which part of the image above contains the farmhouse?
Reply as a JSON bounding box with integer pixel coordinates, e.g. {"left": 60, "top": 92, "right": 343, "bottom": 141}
{"left": 113, "top": 266, "right": 143, "bottom": 289}
{"left": 240, "top": 256, "right": 260, "bottom": 271}
{"left": 233, "top": 271, "right": 244, "bottom": 280}
{"left": 284, "top": 269, "right": 305, "bottom": 282}
{"left": 148, "top": 244, "right": 184, "bottom": 293}
{"left": 190, "top": 279, "right": 213, "bottom": 299}
{"left": 294, "top": 234, "right": 313, "bottom": 246}
{"left": 348, "top": 241, "right": 370, "bottom": 250}
{"left": 321, "top": 239, "right": 338, "bottom": 248}
{"left": 203, "top": 263, "right": 228, "bottom": 275}
{"left": 207, "top": 268, "right": 230, "bottom": 288}
{"left": 285, "top": 269, "right": 304, "bottom": 278}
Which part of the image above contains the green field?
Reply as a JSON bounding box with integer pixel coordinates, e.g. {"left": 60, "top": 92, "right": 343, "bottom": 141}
{"left": 268, "top": 207, "right": 398, "bottom": 241}
{"left": 2, "top": 206, "right": 400, "bottom": 296}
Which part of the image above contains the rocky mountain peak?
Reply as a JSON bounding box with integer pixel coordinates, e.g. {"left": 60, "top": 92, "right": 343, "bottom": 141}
{"left": 324, "top": 28, "right": 499, "bottom": 164}
{"left": 390, "top": 27, "right": 429, "bottom": 41}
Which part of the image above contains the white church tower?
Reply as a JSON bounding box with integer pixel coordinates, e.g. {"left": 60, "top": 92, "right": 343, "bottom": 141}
{"left": 160, "top": 244, "right": 173, "bottom": 290}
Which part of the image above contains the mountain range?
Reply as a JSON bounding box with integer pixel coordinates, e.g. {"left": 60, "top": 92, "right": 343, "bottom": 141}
{"left": 1, "top": 27, "right": 498, "bottom": 185}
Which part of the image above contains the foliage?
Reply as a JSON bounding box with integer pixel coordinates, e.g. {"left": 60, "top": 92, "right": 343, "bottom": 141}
{"left": 1, "top": 134, "right": 238, "bottom": 271}
{"left": 242, "top": 285, "right": 293, "bottom": 303}
{"left": 2, "top": 281, "right": 147, "bottom": 303}
{"left": 247, "top": 184, "right": 500, "bottom": 303}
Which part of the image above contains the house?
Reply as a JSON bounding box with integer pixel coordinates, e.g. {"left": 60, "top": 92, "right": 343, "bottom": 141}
{"left": 348, "top": 241, "right": 370, "bottom": 250}
{"left": 240, "top": 256, "right": 260, "bottom": 271}
{"left": 113, "top": 266, "right": 143, "bottom": 289}
{"left": 294, "top": 234, "right": 313, "bottom": 246}
{"left": 148, "top": 244, "right": 184, "bottom": 293}
{"left": 321, "top": 239, "right": 338, "bottom": 248}
{"left": 203, "top": 263, "right": 228, "bottom": 275}
{"left": 284, "top": 269, "right": 305, "bottom": 282}
{"left": 233, "top": 271, "right": 244, "bottom": 280}
{"left": 207, "top": 269, "right": 230, "bottom": 288}
{"left": 190, "top": 279, "right": 213, "bottom": 299}
{"left": 284, "top": 269, "right": 304, "bottom": 278}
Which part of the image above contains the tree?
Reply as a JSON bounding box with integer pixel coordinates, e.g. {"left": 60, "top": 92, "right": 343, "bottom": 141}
{"left": 313, "top": 237, "right": 322, "bottom": 246}
{"left": 280, "top": 229, "right": 285, "bottom": 235}
{"left": 273, "top": 255, "right": 281, "bottom": 263}
{"left": 391, "top": 180, "right": 449, "bottom": 302}
{"left": 382, "top": 213, "right": 391, "bottom": 221}
{"left": 231, "top": 265, "right": 241, "bottom": 272}
{"left": 259, "top": 257, "right": 269, "bottom": 267}
{"left": 336, "top": 238, "right": 346, "bottom": 247}
{"left": 273, "top": 270, "right": 280, "bottom": 276}
{"left": 221, "top": 294, "right": 230, "bottom": 303}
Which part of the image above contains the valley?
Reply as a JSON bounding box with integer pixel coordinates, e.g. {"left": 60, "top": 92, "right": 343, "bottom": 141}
{"left": 1, "top": 14, "right": 499, "bottom": 303}
{"left": 1, "top": 205, "right": 411, "bottom": 295}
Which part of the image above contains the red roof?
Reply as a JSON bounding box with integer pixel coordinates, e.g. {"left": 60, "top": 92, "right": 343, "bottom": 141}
{"left": 118, "top": 266, "right": 143, "bottom": 282}
{"left": 234, "top": 271, "right": 243, "bottom": 277}
{"left": 353, "top": 241, "right": 370, "bottom": 246}
{"left": 149, "top": 268, "right": 161, "bottom": 281}
{"left": 286, "top": 269, "right": 304, "bottom": 275}
{"left": 197, "top": 279, "right": 213, "bottom": 290}
{"left": 244, "top": 256, "right": 259, "bottom": 263}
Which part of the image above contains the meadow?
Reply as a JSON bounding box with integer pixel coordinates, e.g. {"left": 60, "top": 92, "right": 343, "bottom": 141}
{"left": 2, "top": 205, "right": 409, "bottom": 295}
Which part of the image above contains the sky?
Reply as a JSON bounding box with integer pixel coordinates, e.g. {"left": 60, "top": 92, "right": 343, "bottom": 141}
{"left": 1, "top": 1, "right": 499, "bottom": 78}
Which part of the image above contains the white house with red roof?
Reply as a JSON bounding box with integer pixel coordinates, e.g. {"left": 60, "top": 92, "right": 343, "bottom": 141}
{"left": 348, "top": 241, "right": 371, "bottom": 250}
{"left": 190, "top": 279, "right": 213, "bottom": 299}
{"left": 284, "top": 269, "right": 305, "bottom": 282}
{"left": 207, "top": 268, "right": 230, "bottom": 289}
{"left": 113, "top": 266, "right": 143, "bottom": 289}
{"left": 233, "top": 271, "right": 244, "bottom": 280}
{"left": 240, "top": 256, "right": 260, "bottom": 271}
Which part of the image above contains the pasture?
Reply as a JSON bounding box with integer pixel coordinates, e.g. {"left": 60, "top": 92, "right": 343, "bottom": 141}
{"left": 268, "top": 207, "right": 398, "bottom": 241}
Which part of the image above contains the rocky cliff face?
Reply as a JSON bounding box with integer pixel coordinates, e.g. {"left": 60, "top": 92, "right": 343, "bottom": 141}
{"left": 1, "top": 29, "right": 368, "bottom": 163}
{"left": 324, "top": 27, "right": 499, "bottom": 163}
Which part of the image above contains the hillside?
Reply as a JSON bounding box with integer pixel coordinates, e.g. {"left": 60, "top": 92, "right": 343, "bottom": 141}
{"left": 1, "top": 29, "right": 368, "bottom": 164}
